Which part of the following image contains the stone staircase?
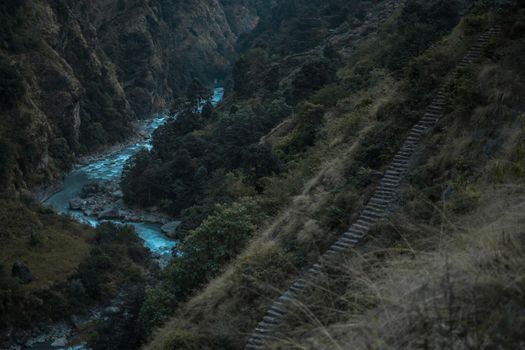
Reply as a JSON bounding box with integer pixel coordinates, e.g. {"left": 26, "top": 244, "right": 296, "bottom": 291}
{"left": 244, "top": 25, "right": 501, "bottom": 350}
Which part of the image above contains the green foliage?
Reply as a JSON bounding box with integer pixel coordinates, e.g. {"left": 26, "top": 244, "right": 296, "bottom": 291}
{"left": 138, "top": 200, "right": 264, "bottom": 337}
{"left": 186, "top": 79, "right": 212, "bottom": 107}
{"left": 163, "top": 330, "right": 199, "bottom": 350}
{"left": 233, "top": 48, "right": 273, "bottom": 98}
{"left": 138, "top": 287, "right": 176, "bottom": 337}
{"left": 0, "top": 214, "right": 153, "bottom": 329}
{"left": 462, "top": 14, "right": 489, "bottom": 35}
{"left": 279, "top": 102, "right": 325, "bottom": 155}
{"left": 122, "top": 100, "right": 287, "bottom": 216}
{"left": 310, "top": 84, "right": 348, "bottom": 107}
{"left": 289, "top": 59, "right": 336, "bottom": 103}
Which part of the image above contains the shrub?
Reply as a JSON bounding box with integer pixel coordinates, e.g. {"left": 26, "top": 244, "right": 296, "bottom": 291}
{"left": 279, "top": 102, "right": 325, "bottom": 154}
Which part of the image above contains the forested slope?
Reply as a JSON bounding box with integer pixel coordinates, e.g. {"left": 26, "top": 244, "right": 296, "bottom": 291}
{"left": 114, "top": 1, "right": 525, "bottom": 349}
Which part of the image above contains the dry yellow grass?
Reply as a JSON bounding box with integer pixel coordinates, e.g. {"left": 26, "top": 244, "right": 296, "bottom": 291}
{"left": 267, "top": 186, "right": 525, "bottom": 350}
{"left": 0, "top": 200, "right": 91, "bottom": 290}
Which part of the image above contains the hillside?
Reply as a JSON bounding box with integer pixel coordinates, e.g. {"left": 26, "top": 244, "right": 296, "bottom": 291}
{"left": 0, "top": 0, "right": 261, "bottom": 193}
{"left": 1, "top": 0, "right": 524, "bottom": 349}
{"left": 129, "top": 1, "right": 525, "bottom": 349}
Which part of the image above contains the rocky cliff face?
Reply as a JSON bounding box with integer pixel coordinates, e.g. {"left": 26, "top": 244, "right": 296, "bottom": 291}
{"left": 0, "top": 0, "right": 260, "bottom": 194}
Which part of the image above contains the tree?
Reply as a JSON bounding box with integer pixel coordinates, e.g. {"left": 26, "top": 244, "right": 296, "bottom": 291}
{"left": 186, "top": 79, "right": 211, "bottom": 110}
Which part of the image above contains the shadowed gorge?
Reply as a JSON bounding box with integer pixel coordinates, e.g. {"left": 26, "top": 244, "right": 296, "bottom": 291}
{"left": 1, "top": 0, "right": 525, "bottom": 349}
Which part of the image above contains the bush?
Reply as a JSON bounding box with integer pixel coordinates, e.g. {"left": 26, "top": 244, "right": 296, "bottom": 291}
{"left": 138, "top": 200, "right": 264, "bottom": 337}
{"left": 279, "top": 102, "right": 325, "bottom": 154}
{"left": 290, "top": 59, "right": 336, "bottom": 103}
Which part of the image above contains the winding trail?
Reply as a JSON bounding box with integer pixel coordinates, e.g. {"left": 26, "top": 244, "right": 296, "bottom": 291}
{"left": 245, "top": 26, "right": 501, "bottom": 350}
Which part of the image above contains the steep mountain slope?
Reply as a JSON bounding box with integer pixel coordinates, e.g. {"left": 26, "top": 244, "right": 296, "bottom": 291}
{"left": 132, "top": 1, "right": 525, "bottom": 349}
{"left": 0, "top": 0, "right": 261, "bottom": 195}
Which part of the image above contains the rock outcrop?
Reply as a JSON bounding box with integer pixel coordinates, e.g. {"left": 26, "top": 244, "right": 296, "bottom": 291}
{"left": 11, "top": 261, "right": 33, "bottom": 284}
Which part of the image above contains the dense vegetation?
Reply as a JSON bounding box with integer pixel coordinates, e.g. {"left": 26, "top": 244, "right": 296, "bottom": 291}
{"left": 1, "top": 0, "right": 524, "bottom": 349}
{"left": 0, "top": 199, "right": 155, "bottom": 331}
{"left": 120, "top": 1, "right": 525, "bottom": 349}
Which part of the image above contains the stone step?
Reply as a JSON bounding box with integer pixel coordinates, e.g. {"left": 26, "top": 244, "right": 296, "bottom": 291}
{"left": 287, "top": 288, "right": 299, "bottom": 297}
{"left": 267, "top": 309, "right": 283, "bottom": 318}
{"left": 307, "top": 267, "right": 321, "bottom": 277}
{"left": 359, "top": 213, "right": 379, "bottom": 223}
{"left": 382, "top": 178, "right": 401, "bottom": 186}
{"left": 385, "top": 169, "right": 403, "bottom": 176}
{"left": 343, "top": 231, "right": 364, "bottom": 240}
{"left": 324, "top": 249, "right": 339, "bottom": 256}
{"left": 270, "top": 305, "right": 286, "bottom": 314}
{"left": 339, "top": 235, "right": 359, "bottom": 244}
{"left": 360, "top": 213, "right": 380, "bottom": 223}
{"left": 272, "top": 300, "right": 286, "bottom": 308}
{"left": 406, "top": 132, "right": 421, "bottom": 139}
{"left": 377, "top": 184, "right": 398, "bottom": 192}
{"left": 293, "top": 280, "right": 305, "bottom": 288}
{"left": 370, "top": 197, "right": 392, "bottom": 206}
{"left": 464, "top": 53, "right": 480, "bottom": 60}
{"left": 412, "top": 124, "right": 427, "bottom": 132}
{"left": 432, "top": 97, "right": 446, "bottom": 104}
{"left": 377, "top": 184, "right": 397, "bottom": 191}
{"left": 289, "top": 285, "right": 303, "bottom": 294}
{"left": 428, "top": 104, "right": 445, "bottom": 111}
{"left": 355, "top": 219, "right": 372, "bottom": 229}
{"left": 392, "top": 156, "right": 410, "bottom": 163}
{"left": 394, "top": 152, "right": 410, "bottom": 158}
{"left": 378, "top": 184, "right": 398, "bottom": 192}
{"left": 258, "top": 321, "right": 278, "bottom": 330}
{"left": 379, "top": 178, "right": 399, "bottom": 185}
{"left": 331, "top": 244, "right": 349, "bottom": 253}
{"left": 414, "top": 121, "right": 436, "bottom": 129}
{"left": 255, "top": 326, "right": 271, "bottom": 333}
{"left": 263, "top": 316, "right": 279, "bottom": 324}
{"left": 365, "top": 201, "right": 387, "bottom": 211}
{"left": 424, "top": 112, "right": 441, "bottom": 118}
{"left": 407, "top": 131, "right": 423, "bottom": 139}
{"left": 248, "top": 335, "right": 266, "bottom": 344}
{"left": 372, "top": 190, "right": 397, "bottom": 201}
{"left": 248, "top": 337, "right": 266, "bottom": 346}
{"left": 383, "top": 173, "right": 401, "bottom": 181}
{"left": 349, "top": 224, "right": 368, "bottom": 234}
{"left": 278, "top": 294, "right": 293, "bottom": 303}
{"left": 353, "top": 222, "right": 370, "bottom": 231}
{"left": 377, "top": 187, "right": 396, "bottom": 195}
{"left": 429, "top": 101, "right": 447, "bottom": 108}
{"left": 362, "top": 210, "right": 384, "bottom": 220}
{"left": 390, "top": 163, "right": 408, "bottom": 171}
{"left": 418, "top": 117, "right": 437, "bottom": 124}
{"left": 407, "top": 131, "right": 422, "bottom": 139}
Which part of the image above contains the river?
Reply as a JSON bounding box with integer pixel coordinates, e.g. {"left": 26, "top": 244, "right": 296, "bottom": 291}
{"left": 22, "top": 88, "right": 224, "bottom": 350}
{"left": 43, "top": 87, "right": 224, "bottom": 262}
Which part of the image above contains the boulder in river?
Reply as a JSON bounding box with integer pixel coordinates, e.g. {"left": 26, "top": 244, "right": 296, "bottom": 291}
{"left": 69, "top": 197, "right": 85, "bottom": 210}
{"left": 51, "top": 337, "right": 68, "bottom": 347}
{"left": 161, "top": 221, "right": 182, "bottom": 238}
{"left": 98, "top": 206, "right": 121, "bottom": 220}
{"left": 11, "top": 262, "right": 33, "bottom": 284}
